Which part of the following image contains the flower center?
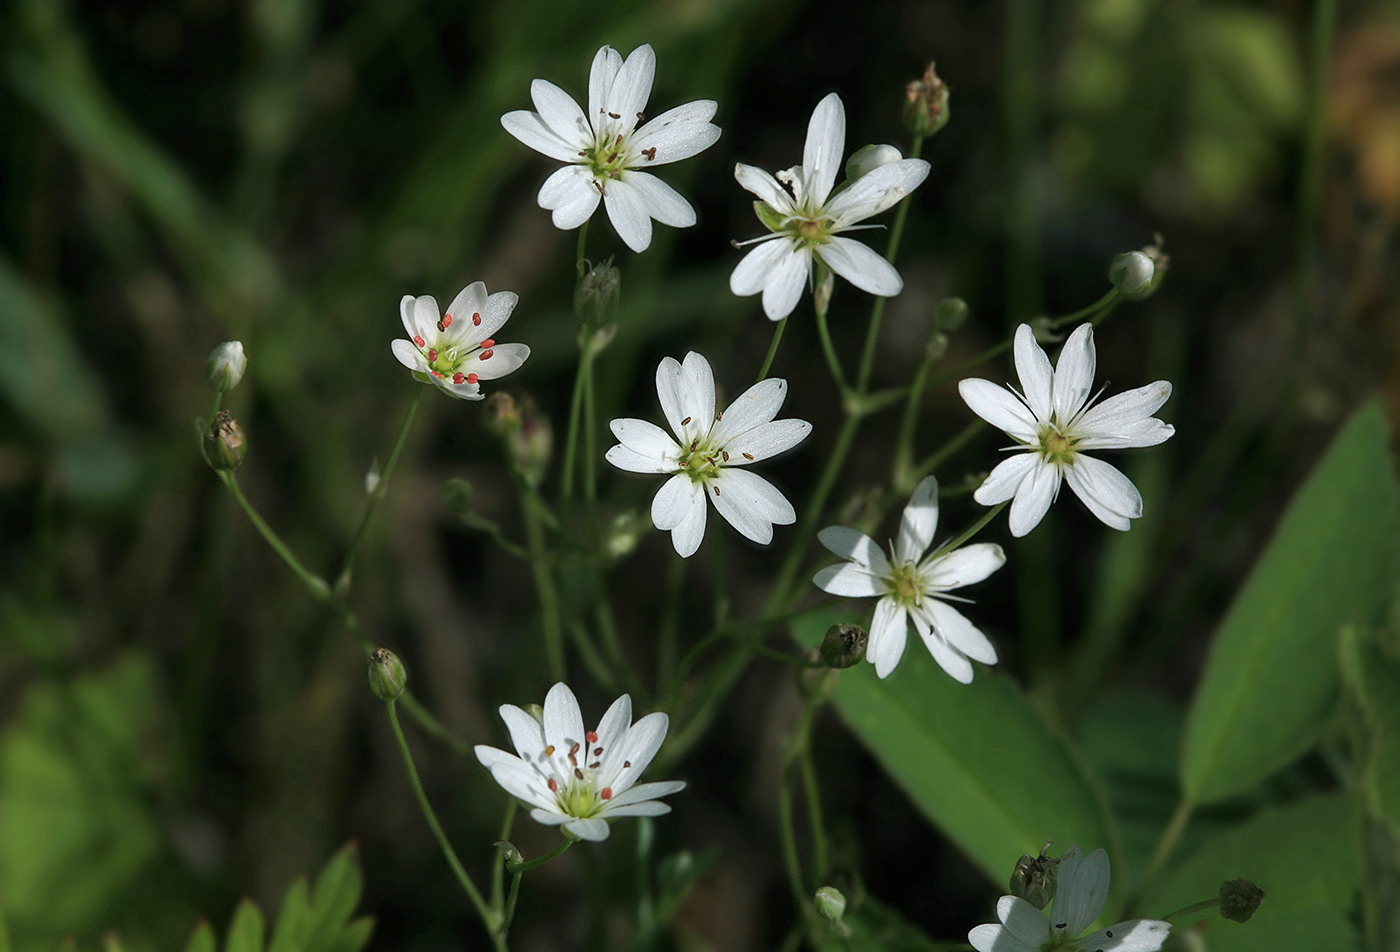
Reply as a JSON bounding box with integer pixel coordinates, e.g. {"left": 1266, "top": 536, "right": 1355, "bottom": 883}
{"left": 677, "top": 435, "right": 730, "bottom": 484}
{"left": 890, "top": 563, "right": 922, "bottom": 607}
{"left": 540, "top": 733, "right": 615, "bottom": 819}
{"left": 416, "top": 322, "right": 492, "bottom": 386}
{"left": 1037, "top": 424, "right": 1077, "bottom": 465}
{"left": 583, "top": 115, "right": 646, "bottom": 186}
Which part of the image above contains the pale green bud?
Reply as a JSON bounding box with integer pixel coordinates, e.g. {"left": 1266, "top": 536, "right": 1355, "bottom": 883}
{"left": 815, "top": 886, "right": 847, "bottom": 922}
{"left": 442, "top": 477, "right": 474, "bottom": 513}
{"left": 1109, "top": 250, "right": 1156, "bottom": 300}
{"left": 485, "top": 392, "right": 522, "bottom": 437}
{"left": 365, "top": 457, "right": 382, "bottom": 497}
{"left": 904, "top": 61, "right": 950, "bottom": 137}
{"left": 495, "top": 840, "right": 522, "bottom": 867}
{"left": 508, "top": 396, "right": 553, "bottom": 489}
{"left": 934, "top": 296, "right": 969, "bottom": 331}
{"left": 607, "top": 509, "right": 646, "bottom": 560}
{"left": 813, "top": 267, "right": 835, "bottom": 319}
{"left": 367, "top": 647, "right": 407, "bottom": 701}
{"left": 206, "top": 341, "right": 247, "bottom": 393}
{"left": 202, "top": 410, "right": 246, "bottom": 471}
{"left": 574, "top": 257, "right": 622, "bottom": 328}
{"left": 845, "top": 144, "right": 902, "bottom": 182}
{"left": 820, "top": 624, "right": 868, "bottom": 669}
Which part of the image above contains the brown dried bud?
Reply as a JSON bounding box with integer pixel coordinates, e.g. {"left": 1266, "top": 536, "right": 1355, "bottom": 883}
{"left": 1219, "top": 878, "right": 1265, "bottom": 923}
{"left": 820, "top": 624, "right": 868, "bottom": 669}
{"left": 904, "top": 61, "right": 950, "bottom": 138}
{"left": 1009, "top": 844, "right": 1060, "bottom": 910}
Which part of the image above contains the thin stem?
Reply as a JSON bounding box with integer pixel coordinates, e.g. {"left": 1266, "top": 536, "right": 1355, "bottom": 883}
{"left": 929, "top": 502, "right": 1008, "bottom": 559}
{"left": 583, "top": 345, "right": 599, "bottom": 519}
{"left": 796, "top": 712, "right": 828, "bottom": 882}
{"left": 1131, "top": 797, "right": 1195, "bottom": 917}
{"left": 712, "top": 529, "right": 729, "bottom": 632}
{"left": 575, "top": 219, "right": 590, "bottom": 277}
{"left": 892, "top": 339, "right": 940, "bottom": 487}
{"left": 755, "top": 316, "right": 789, "bottom": 383}
{"left": 813, "top": 292, "right": 848, "bottom": 393}
{"left": 569, "top": 618, "right": 617, "bottom": 692}
{"left": 385, "top": 701, "right": 497, "bottom": 940}
{"left": 508, "top": 837, "right": 574, "bottom": 874}
{"left": 335, "top": 388, "right": 422, "bottom": 594}
{"left": 398, "top": 689, "right": 474, "bottom": 758}
{"left": 491, "top": 801, "right": 517, "bottom": 916}
{"left": 561, "top": 329, "right": 592, "bottom": 502}
{"left": 514, "top": 474, "right": 567, "bottom": 682}
{"left": 908, "top": 419, "right": 986, "bottom": 491}
{"left": 778, "top": 758, "right": 810, "bottom": 919}
{"left": 1162, "top": 898, "right": 1221, "bottom": 924}
{"left": 658, "top": 553, "right": 686, "bottom": 706}
{"left": 218, "top": 472, "right": 330, "bottom": 601}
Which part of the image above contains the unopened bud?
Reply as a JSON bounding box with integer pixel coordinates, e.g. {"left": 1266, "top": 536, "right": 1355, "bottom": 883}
{"left": 485, "top": 392, "right": 521, "bottom": 437}
{"left": 203, "top": 410, "right": 246, "bottom": 471}
{"left": 206, "top": 341, "right": 247, "bottom": 393}
{"left": 934, "top": 296, "right": 968, "bottom": 331}
{"left": 442, "top": 477, "right": 474, "bottom": 513}
{"left": 846, "top": 144, "right": 903, "bottom": 182}
{"left": 508, "top": 396, "right": 553, "bottom": 489}
{"left": 1219, "top": 878, "right": 1264, "bottom": 923}
{"left": 1029, "top": 316, "right": 1062, "bottom": 344}
{"left": 495, "top": 840, "right": 522, "bottom": 867}
{"left": 815, "top": 886, "right": 847, "bottom": 922}
{"left": 813, "top": 267, "right": 835, "bottom": 319}
{"left": 365, "top": 457, "right": 382, "bottom": 497}
{"left": 525, "top": 703, "right": 544, "bottom": 725}
{"left": 367, "top": 647, "right": 407, "bottom": 701}
{"left": 1010, "top": 845, "right": 1059, "bottom": 910}
{"left": 607, "top": 509, "right": 646, "bottom": 559}
{"left": 904, "top": 61, "right": 950, "bottom": 138}
{"left": 1109, "top": 251, "right": 1156, "bottom": 300}
{"left": 926, "top": 330, "right": 949, "bottom": 361}
{"left": 575, "top": 256, "right": 622, "bottom": 328}
{"left": 820, "top": 624, "right": 868, "bottom": 669}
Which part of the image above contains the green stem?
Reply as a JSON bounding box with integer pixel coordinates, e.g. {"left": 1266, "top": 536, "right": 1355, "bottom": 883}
{"left": 907, "top": 419, "right": 986, "bottom": 491}
{"left": 658, "top": 553, "right": 686, "bottom": 706}
{"left": 508, "top": 837, "right": 574, "bottom": 874}
{"left": 491, "top": 801, "right": 517, "bottom": 915}
{"left": 398, "top": 689, "right": 474, "bottom": 758}
{"left": 335, "top": 388, "right": 422, "bottom": 594}
{"left": 794, "top": 703, "right": 828, "bottom": 882}
{"left": 929, "top": 502, "right": 1008, "bottom": 559}
{"left": 1131, "top": 797, "right": 1195, "bottom": 916}
{"left": 515, "top": 474, "right": 567, "bottom": 682}
{"left": 595, "top": 599, "right": 644, "bottom": 698}
{"left": 569, "top": 618, "right": 617, "bottom": 692}
{"left": 385, "top": 701, "right": 497, "bottom": 941}
{"left": 561, "top": 329, "right": 592, "bottom": 502}
{"left": 813, "top": 290, "right": 848, "bottom": 393}
{"left": 575, "top": 219, "right": 590, "bottom": 277}
{"left": 892, "top": 338, "right": 942, "bottom": 487}
{"left": 218, "top": 472, "right": 330, "bottom": 601}
{"left": 755, "top": 315, "right": 789, "bottom": 382}
{"left": 1162, "top": 898, "right": 1221, "bottom": 924}
{"left": 583, "top": 345, "right": 599, "bottom": 521}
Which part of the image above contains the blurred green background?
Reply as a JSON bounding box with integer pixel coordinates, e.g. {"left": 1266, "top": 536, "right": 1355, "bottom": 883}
{"left": 3, "top": 0, "right": 1400, "bottom": 948}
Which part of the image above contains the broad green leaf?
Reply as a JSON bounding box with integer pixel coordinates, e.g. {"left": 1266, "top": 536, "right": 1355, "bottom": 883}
{"left": 224, "top": 901, "right": 265, "bottom": 952}
{"left": 1152, "top": 794, "right": 1358, "bottom": 952}
{"left": 794, "top": 611, "right": 1114, "bottom": 884}
{"left": 182, "top": 923, "right": 215, "bottom": 952}
{"left": 1182, "top": 403, "right": 1400, "bottom": 803}
{"left": 0, "top": 902, "right": 10, "bottom": 952}
{"left": 322, "top": 919, "right": 372, "bottom": 952}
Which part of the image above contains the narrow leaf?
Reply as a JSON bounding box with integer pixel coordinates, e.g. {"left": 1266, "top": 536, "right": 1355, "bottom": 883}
{"left": 302, "top": 844, "right": 363, "bottom": 952}
{"left": 266, "top": 879, "right": 311, "bottom": 952}
{"left": 182, "top": 921, "right": 216, "bottom": 952}
{"left": 225, "top": 899, "right": 265, "bottom": 952}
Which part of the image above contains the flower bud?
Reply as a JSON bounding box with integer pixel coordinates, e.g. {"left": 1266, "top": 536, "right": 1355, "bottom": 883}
{"left": 365, "top": 457, "right": 382, "bottom": 497}
{"left": 485, "top": 392, "right": 522, "bottom": 437}
{"left": 846, "top": 144, "right": 903, "bottom": 182}
{"left": 525, "top": 703, "right": 545, "bottom": 725}
{"left": 508, "top": 396, "right": 553, "bottom": 489}
{"left": 926, "top": 330, "right": 949, "bottom": 362}
{"left": 202, "top": 410, "right": 246, "bottom": 471}
{"left": 574, "top": 256, "right": 622, "bottom": 328}
{"left": 1029, "top": 317, "right": 1062, "bottom": 344}
{"left": 494, "top": 840, "right": 522, "bottom": 867}
{"left": 934, "top": 296, "right": 968, "bottom": 331}
{"left": 815, "top": 886, "right": 847, "bottom": 922}
{"left": 813, "top": 267, "right": 835, "bottom": 319}
{"left": 1219, "top": 878, "right": 1265, "bottom": 923}
{"left": 820, "top": 623, "right": 868, "bottom": 669}
{"left": 442, "top": 477, "right": 474, "bottom": 513}
{"left": 904, "top": 61, "right": 950, "bottom": 138}
{"left": 367, "top": 647, "right": 407, "bottom": 701}
{"left": 206, "top": 341, "right": 247, "bottom": 393}
{"left": 1010, "top": 845, "right": 1059, "bottom": 910}
{"left": 607, "top": 509, "right": 646, "bottom": 560}
{"left": 1109, "top": 251, "right": 1156, "bottom": 300}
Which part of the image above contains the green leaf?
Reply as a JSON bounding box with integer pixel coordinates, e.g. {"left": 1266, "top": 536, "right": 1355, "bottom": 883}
{"left": 1182, "top": 402, "right": 1400, "bottom": 803}
{"left": 821, "top": 894, "right": 944, "bottom": 951}
{"left": 1152, "top": 794, "right": 1359, "bottom": 951}
{"left": 183, "top": 922, "right": 216, "bottom": 952}
{"left": 794, "top": 611, "right": 1114, "bottom": 884}
{"left": 301, "top": 844, "right": 363, "bottom": 952}
{"left": 224, "top": 900, "right": 265, "bottom": 952}
{"left": 266, "top": 878, "right": 311, "bottom": 952}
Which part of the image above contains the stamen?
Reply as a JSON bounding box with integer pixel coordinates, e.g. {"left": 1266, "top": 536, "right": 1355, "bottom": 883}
{"left": 544, "top": 745, "right": 555, "bottom": 757}
{"left": 615, "top": 133, "right": 622, "bottom": 146}
{"left": 467, "top": 373, "right": 478, "bottom": 384}
{"left": 577, "top": 150, "right": 587, "bottom": 157}
{"left": 481, "top": 349, "right": 494, "bottom": 359}
{"left": 427, "top": 349, "right": 438, "bottom": 362}
{"left": 481, "top": 339, "right": 495, "bottom": 348}
{"left": 431, "top": 370, "right": 443, "bottom": 378}
{"left": 589, "top": 761, "right": 600, "bottom": 769}
{"left": 690, "top": 440, "right": 699, "bottom": 452}
{"left": 437, "top": 319, "right": 445, "bottom": 332}
{"left": 453, "top": 373, "right": 466, "bottom": 384}
{"left": 635, "top": 111, "right": 643, "bottom": 120}
{"left": 574, "top": 767, "right": 584, "bottom": 780}
{"left": 743, "top": 452, "right": 754, "bottom": 460}
{"left": 601, "top": 787, "right": 613, "bottom": 800}
{"left": 713, "top": 486, "right": 720, "bottom": 496}
{"left": 642, "top": 147, "right": 657, "bottom": 161}
{"left": 548, "top": 778, "right": 558, "bottom": 792}
{"left": 586, "top": 731, "right": 598, "bottom": 744}
{"left": 413, "top": 335, "right": 425, "bottom": 347}
{"left": 623, "top": 760, "right": 631, "bottom": 768}
{"left": 681, "top": 416, "right": 691, "bottom": 426}
{"left": 472, "top": 312, "right": 481, "bottom": 326}
{"left": 607, "top": 152, "right": 618, "bottom": 163}
{"left": 608, "top": 111, "right": 620, "bottom": 119}
{"left": 722, "top": 451, "right": 730, "bottom": 461}
{"left": 442, "top": 314, "right": 453, "bottom": 328}
{"left": 716, "top": 411, "right": 723, "bottom": 421}
{"left": 568, "top": 742, "right": 580, "bottom": 764}
{"left": 593, "top": 747, "right": 603, "bottom": 756}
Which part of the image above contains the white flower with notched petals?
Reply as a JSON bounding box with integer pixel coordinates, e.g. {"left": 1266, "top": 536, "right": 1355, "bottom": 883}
{"left": 474, "top": 683, "right": 684, "bottom": 842}
{"left": 731, "top": 92, "right": 930, "bottom": 321}
{"left": 958, "top": 323, "right": 1174, "bottom": 537}
{"left": 814, "top": 476, "right": 1004, "bottom": 682}
{"left": 969, "top": 846, "right": 1170, "bottom": 952}
{"left": 501, "top": 44, "right": 721, "bottom": 253}
{"left": 605, "top": 352, "right": 811, "bottom": 558}
{"left": 391, "top": 283, "right": 530, "bottom": 401}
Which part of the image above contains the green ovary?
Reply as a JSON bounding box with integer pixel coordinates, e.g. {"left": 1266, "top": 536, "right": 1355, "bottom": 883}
{"left": 1038, "top": 425, "right": 1077, "bottom": 465}
{"left": 891, "top": 566, "right": 921, "bottom": 605}
{"left": 558, "top": 781, "right": 603, "bottom": 818}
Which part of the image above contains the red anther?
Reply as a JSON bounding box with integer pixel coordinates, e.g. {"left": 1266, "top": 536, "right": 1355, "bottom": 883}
{"left": 601, "top": 787, "right": 613, "bottom": 800}
{"left": 472, "top": 312, "right": 481, "bottom": 325}
{"left": 442, "top": 314, "right": 453, "bottom": 328}
{"left": 427, "top": 349, "right": 438, "bottom": 362}
{"left": 481, "top": 339, "right": 495, "bottom": 349}
{"left": 481, "top": 349, "right": 494, "bottom": 360}
{"left": 413, "top": 336, "right": 425, "bottom": 347}
{"left": 453, "top": 373, "right": 466, "bottom": 384}
{"left": 586, "top": 731, "right": 598, "bottom": 744}
{"left": 548, "top": 778, "right": 559, "bottom": 792}
{"left": 431, "top": 370, "right": 444, "bottom": 378}
{"left": 467, "top": 373, "right": 478, "bottom": 384}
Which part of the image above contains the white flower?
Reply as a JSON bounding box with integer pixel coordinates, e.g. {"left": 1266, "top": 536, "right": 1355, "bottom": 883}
{"left": 730, "top": 92, "right": 930, "bottom": 321}
{"left": 501, "top": 44, "right": 721, "bottom": 253}
{"left": 605, "top": 352, "right": 811, "bottom": 558}
{"left": 206, "top": 340, "right": 247, "bottom": 392}
{"left": 474, "top": 682, "right": 685, "bottom": 842}
{"left": 969, "top": 846, "right": 1170, "bottom": 952}
{"left": 958, "top": 323, "right": 1174, "bottom": 538}
{"left": 813, "top": 476, "right": 1004, "bottom": 682}
{"left": 391, "top": 282, "right": 530, "bottom": 401}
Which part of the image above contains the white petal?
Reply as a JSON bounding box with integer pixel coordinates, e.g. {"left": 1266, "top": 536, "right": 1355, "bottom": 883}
{"left": 1007, "top": 459, "right": 1061, "bottom": 538}
{"left": 867, "top": 598, "right": 908, "bottom": 678}
{"left": 814, "top": 562, "right": 885, "bottom": 598}
{"left": 1083, "top": 919, "right": 1171, "bottom": 952}
{"left": 816, "top": 526, "right": 892, "bottom": 575}
{"left": 588, "top": 45, "right": 623, "bottom": 127}
{"left": 608, "top": 711, "right": 668, "bottom": 791}
{"left": 802, "top": 92, "right": 845, "bottom": 207}
{"left": 529, "top": 807, "right": 571, "bottom": 826}
{"left": 734, "top": 163, "right": 797, "bottom": 215}
{"left": 593, "top": 693, "right": 632, "bottom": 767}
{"left": 600, "top": 800, "right": 672, "bottom": 819}
{"left": 620, "top": 170, "right": 696, "bottom": 227}
{"left": 606, "top": 44, "right": 655, "bottom": 137}
{"left": 710, "top": 377, "right": 788, "bottom": 441}
{"left": 894, "top": 476, "right": 939, "bottom": 564}
{"left": 500, "top": 109, "right": 582, "bottom": 163}
{"left": 958, "top": 378, "right": 1039, "bottom": 442}
{"left": 486, "top": 762, "right": 555, "bottom": 811}
{"left": 391, "top": 339, "right": 427, "bottom": 372}
{"left": 1074, "top": 381, "right": 1174, "bottom": 448}
{"left": 630, "top": 101, "right": 721, "bottom": 165}
{"left": 998, "top": 895, "right": 1051, "bottom": 946}
{"left": 603, "top": 178, "right": 654, "bottom": 252}
{"left": 761, "top": 242, "right": 812, "bottom": 321}
{"left": 968, "top": 923, "right": 1038, "bottom": 952}
{"left": 399, "top": 295, "right": 421, "bottom": 339}
{"left": 717, "top": 419, "right": 811, "bottom": 465}
{"left": 730, "top": 236, "right": 790, "bottom": 296}
{"left": 917, "top": 614, "right": 975, "bottom": 683}
{"left": 655, "top": 352, "right": 714, "bottom": 443}
{"left": 923, "top": 543, "right": 1006, "bottom": 590}
{"left": 542, "top": 682, "right": 585, "bottom": 757}
{"left": 469, "top": 343, "right": 530, "bottom": 380}
{"left": 817, "top": 236, "right": 903, "bottom": 297}
{"left": 499, "top": 703, "right": 544, "bottom": 763}
{"left": 1012, "top": 324, "right": 1053, "bottom": 423}
{"left": 652, "top": 475, "right": 707, "bottom": 557}
{"left": 824, "top": 159, "right": 930, "bottom": 224}
{"left": 1051, "top": 323, "right": 1096, "bottom": 423}
{"left": 708, "top": 469, "right": 795, "bottom": 545}
{"left": 922, "top": 599, "right": 998, "bottom": 666}
{"left": 607, "top": 445, "right": 671, "bottom": 474}
{"left": 468, "top": 288, "right": 519, "bottom": 342}
{"left": 473, "top": 745, "right": 521, "bottom": 772}
{"left": 530, "top": 78, "right": 590, "bottom": 145}
{"left": 563, "top": 817, "right": 611, "bottom": 841}
{"left": 538, "top": 165, "right": 601, "bottom": 230}
{"left": 1062, "top": 455, "right": 1142, "bottom": 530}
{"left": 1057, "top": 848, "right": 1110, "bottom": 935}
{"left": 608, "top": 417, "right": 680, "bottom": 464}
{"left": 603, "top": 779, "right": 686, "bottom": 809}
{"left": 973, "top": 452, "right": 1039, "bottom": 506}
{"left": 442, "top": 283, "right": 488, "bottom": 338}
{"left": 412, "top": 296, "right": 441, "bottom": 338}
